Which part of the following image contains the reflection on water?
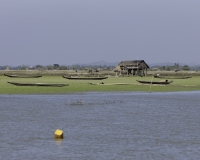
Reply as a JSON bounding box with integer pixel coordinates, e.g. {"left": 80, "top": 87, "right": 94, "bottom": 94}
{"left": 54, "top": 139, "right": 63, "bottom": 146}
{"left": 0, "top": 91, "right": 200, "bottom": 159}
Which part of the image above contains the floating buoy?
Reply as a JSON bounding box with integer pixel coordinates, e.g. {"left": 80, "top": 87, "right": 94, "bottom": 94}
{"left": 54, "top": 129, "right": 64, "bottom": 139}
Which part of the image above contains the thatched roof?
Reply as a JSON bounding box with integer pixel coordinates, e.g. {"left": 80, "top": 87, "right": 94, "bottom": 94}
{"left": 118, "top": 60, "right": 149, "bottom": 68}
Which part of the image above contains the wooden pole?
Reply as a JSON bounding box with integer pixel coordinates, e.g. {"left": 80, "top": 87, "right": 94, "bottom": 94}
{"left": 145, "top": 68, "right": 147, "bottom": 76}
{"left": 149, "top": 74, "right": 154, "bottom": 93}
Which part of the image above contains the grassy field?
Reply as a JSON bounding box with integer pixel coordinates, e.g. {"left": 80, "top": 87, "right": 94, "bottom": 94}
{"left": 0, "top": 74, "right": 200, "bottom": 94}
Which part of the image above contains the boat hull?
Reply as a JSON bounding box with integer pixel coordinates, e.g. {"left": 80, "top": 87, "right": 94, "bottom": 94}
{"left": 136, "top": 80, "right": 173, "bottom": 85}
{"left": 4, "top": 74, "right": 42, "bottom": 78}
{"left": 7, "top": 82, "right": 68, "bottom": 87}
{"left": 62, "top": 75, "right": 108, "bottom": 80}
{"left": 154, "top": 75, "right": 191, "bottom": 79}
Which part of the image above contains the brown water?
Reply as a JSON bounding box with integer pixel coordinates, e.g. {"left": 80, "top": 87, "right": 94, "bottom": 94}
{"left": 0, "top": 92, "right": 200, "bottom": 160}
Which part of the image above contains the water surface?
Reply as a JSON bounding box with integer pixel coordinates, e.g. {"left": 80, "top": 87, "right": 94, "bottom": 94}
{"left": 0, "top": 92, "right": 200, "bottom": 160}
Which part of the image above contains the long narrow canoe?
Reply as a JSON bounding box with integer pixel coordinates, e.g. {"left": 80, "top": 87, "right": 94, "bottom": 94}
{"left": 154, "top": 75, "right": 191, "bottom": 79}
{"left": 7, "top": 82, "right": 68, "bottom": 87}
{"left": 136, "top": 80, "right": 173, "bottom": 85}
{"left": 88, "top": 82, "right": 136, "bottom": 85}
{"left": 4, "top": 73, "right": 42, "bottom": 78}
{"left": 62, "top": 75, "right": 108, "bottom": 80}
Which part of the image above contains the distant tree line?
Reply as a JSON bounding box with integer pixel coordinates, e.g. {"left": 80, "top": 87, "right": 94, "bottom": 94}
{"left": 150, "top": 63, "right": 198, "bottom": 71}
{"left": 1, "top": 63, "right": 200, "bottom": 71}
{"left": 0, "top": 64, "right": 116, "bottom": 71}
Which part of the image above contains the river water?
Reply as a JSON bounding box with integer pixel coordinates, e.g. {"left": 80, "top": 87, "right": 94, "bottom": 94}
{"left": 0, "top": 91, "right": 200, "bottom": 160}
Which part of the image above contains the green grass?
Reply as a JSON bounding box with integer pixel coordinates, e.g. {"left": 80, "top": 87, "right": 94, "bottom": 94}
{"left": 0, "top": 75, "right": 200, "bottom": 94}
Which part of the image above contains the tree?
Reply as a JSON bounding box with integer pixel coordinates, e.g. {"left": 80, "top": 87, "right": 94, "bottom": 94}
{"left": 59, "top": 65, "right": 68, "bottom": 70}
{"left": 35, "top": 65, "right": 43, "bottom": 70}
{"left": 46, "top": 65, "right": 54, "bottom": 70}
{"left": 19, "top": 65, "right": 26, "bottom": 70}
{"left": 174, "top": 63, "right": 179, "bottom": 68}
{"left": 54, "top": 64, "right": 59, "bottom": 70}
{"left": 181, "top": 65, "right": 190, "bottom": 71}
{"left": 166, "top": 66, "right": 171, "bottom": 71}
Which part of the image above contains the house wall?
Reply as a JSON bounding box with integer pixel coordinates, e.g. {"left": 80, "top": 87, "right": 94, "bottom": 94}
{"left": 118, "top": 61, "right": 149, "bottom": 76}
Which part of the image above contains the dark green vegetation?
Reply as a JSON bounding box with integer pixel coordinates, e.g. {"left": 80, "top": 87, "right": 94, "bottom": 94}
{"left": 151, "top": 63, "right": 191, "bottom": 71}
{"left": 0, "top": 63, "right": 115, "bottom": 71}
{"left": 2, "top": 62, "right": 200, "bottom": 71}
{"left": 0, "top": 74, "right": 200, "bottom": 94}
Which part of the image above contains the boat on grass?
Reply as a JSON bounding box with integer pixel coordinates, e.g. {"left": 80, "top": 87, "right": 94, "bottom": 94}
{"left": 136, "top": 80, "right": 173, "bottom": 85}
{"left": 88, "top": 82, "right": 136, "bottom": 85}
{"left": 62, "top": 75, "right": 108, "bottom": 80}
{"left": 7, "top": 82, "right": 68, "bottom": 87}
{"left": 4, "top": 73, "right": 42, "bottom": 78}
{"left": 154, "top": 75, "right": 191, "bottom": 79}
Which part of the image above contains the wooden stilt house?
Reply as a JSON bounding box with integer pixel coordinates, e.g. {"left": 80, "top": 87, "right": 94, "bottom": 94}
{"left": 117, "top": 60, "right": 150, "bottom": 76}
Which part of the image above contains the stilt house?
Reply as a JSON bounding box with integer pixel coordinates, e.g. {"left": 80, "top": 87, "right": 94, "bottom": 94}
{"left": 117, "top": 60, "right": 150, "bottom": 76}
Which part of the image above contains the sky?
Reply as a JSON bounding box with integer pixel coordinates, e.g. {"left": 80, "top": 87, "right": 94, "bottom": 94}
{"left": 1, "top": 0, "right": 200, "bottom": 66}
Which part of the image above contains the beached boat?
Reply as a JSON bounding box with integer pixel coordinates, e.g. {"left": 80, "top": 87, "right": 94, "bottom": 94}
{"left": 62, "top": 75, "right": 108, "bottom": 80}
{"left": 136, "top": 80, "right": 173, "bottom": 85}
{"left": 154, "top": 75, "right": 191, "bottom": 79}
{"left": 7, "top": 82, "right": 68, "bottom": 87}
{"left": 88, "top": 82, "right": 136, "bottom": 85}
{"left": 4, "top": 73, "right": 42, "bottom": 78}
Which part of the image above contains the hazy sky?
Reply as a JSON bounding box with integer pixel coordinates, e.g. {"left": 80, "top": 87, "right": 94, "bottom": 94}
{"left": 1, "top": 0, "right": 200, "bottom": 66}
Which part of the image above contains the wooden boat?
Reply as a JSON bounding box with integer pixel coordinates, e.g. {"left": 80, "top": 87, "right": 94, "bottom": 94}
{"left": 62, "top": 75, "right": 108, "bottom": 80}
{"left": 88, "top": 82, "right": 136, "bottom": 85}
{"left": 4, "top": 73, "right": 42, "bottom": 78}
{"left": 154, "top": 75, "right": 191, "bottom": 79}
{"left": 7, "top": 82, "right": 68, "bottom": 87}
{"left": 136, "top": 80, "right": 173, "bottom": 85}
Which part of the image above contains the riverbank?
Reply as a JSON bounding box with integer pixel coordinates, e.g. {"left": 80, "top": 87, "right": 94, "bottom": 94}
{"left": 0, "top": 74, "right": 200, "bottom": 94}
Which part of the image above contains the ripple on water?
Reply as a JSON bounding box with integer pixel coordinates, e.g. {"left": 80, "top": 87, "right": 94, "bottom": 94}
{"left": 0, "top": 92, "right": 200, "bottom": 159}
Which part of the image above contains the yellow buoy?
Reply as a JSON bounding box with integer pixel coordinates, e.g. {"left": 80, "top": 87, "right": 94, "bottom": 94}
{"left": 54, "top": 129, "right": 64, "bottom": 139}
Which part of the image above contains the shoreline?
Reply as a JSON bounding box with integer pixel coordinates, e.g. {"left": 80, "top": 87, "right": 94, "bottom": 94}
{"left": 1, "top": 74, "right": 200, "bottom": 94}
{"left": 0, "top": 70, "right": 200, "bottom": 95}
{"left": 1, "top": 90, "right": 200, "bottom": 96}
